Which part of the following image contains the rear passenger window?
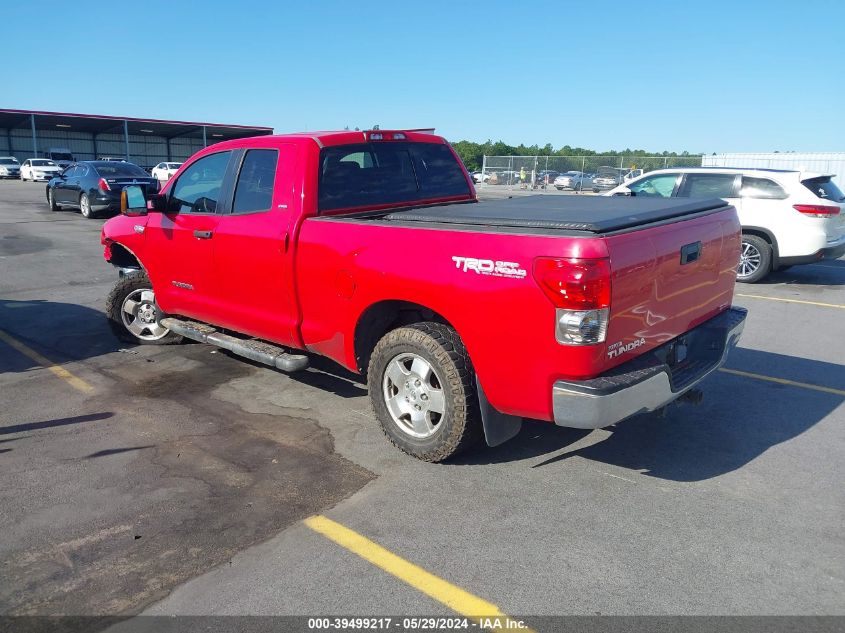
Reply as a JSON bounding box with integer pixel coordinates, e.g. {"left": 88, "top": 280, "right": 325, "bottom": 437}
{"left": 678, "top": 174, "right": 737, "bottom": 198}
{"left": 740, "top": 177, "right": 787, "bottom": 199}
{"left": 233, "top": 149, "right": 278, "bottom": 213}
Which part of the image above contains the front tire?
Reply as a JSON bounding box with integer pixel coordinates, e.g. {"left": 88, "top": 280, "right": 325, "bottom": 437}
{"left": 106, "top": 272, "right": 182, "bottom": 345}
{"left": 47, "top": 187, "right": 60, "bottom": 211}
{"left": 367, "top": 322, "right": 483, "bottom": 462}
{"left": 737, "top": 234, "right": 772, "bottom": 283}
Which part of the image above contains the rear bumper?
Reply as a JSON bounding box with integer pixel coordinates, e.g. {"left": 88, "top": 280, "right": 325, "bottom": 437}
{"left": 552, "top": 307, "right": 747, "bottom": 429}
{"left": 779, "top": 239, "right": 845, "bottom": 266}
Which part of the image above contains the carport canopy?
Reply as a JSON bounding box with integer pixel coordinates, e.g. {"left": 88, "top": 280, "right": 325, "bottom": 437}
{"left": 0, "top": 108, "right": 273, "bottom": 162}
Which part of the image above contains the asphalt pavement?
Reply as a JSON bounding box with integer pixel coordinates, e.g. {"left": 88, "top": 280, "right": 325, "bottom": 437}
{"left": 0, "top": 179, "right": 842, "bottom": 624}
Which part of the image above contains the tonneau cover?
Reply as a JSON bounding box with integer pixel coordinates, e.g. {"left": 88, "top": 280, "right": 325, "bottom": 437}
{"left": 383, "top": 195, "right": 727, "bottom": 234}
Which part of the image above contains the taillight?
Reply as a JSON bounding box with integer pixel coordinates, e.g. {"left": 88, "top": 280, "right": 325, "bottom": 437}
{"left": 98, "top": 178, "right": 111, "bottom": 192}
{"left": 793, "top": 204, "right": 840, "bottom": 218}
{"left": 533, "top": 257, "right": 611, "bottom": 310}
{"left": 533, "top": 257, "right": 611, "bottom": 345}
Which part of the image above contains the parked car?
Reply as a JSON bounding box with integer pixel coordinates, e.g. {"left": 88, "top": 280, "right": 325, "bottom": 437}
{"left": 0, "top": 156, "right": 21, "bottom": 179}
{"left": 470, "top": 171, "right": 490, "bottom": 184}
{"left": 101, "top": 129, "right": 746, "bottom": 462}
{"left": 98, "top": 156, "right": 127, "bottom": 162}
{"left": 151, "top": 162, "right": 184, "bottom": 182}
{"left": 488, "top": 170, "right": 521, "bottom": 185}
{"left": 46, "top": 160, "right": 159, "bottom": 219}
{"left": 591, "top": 166, "right": 643, "bottom": 192}
{"left": 20, "top": 159, "right": 61, "bottom": 181}
{"left": 604, "top": 167, "right": 845, "bottom": 282}
{"left": 534, "top": 170, "right": 560, "bottom": 187}
{"left": 553, "top": 170, "right": 586, "bottom": 190}
{"left": 43, "top": 147, "right": 76, "bottom": 169}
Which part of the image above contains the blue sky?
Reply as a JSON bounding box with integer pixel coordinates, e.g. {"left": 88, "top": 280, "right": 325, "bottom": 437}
{"left": 4, "top": 0, "right": 843, "bottom": 152}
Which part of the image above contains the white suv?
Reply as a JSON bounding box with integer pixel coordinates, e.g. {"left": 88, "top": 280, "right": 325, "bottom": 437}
{"left": 605, "top": 168, "right": 845, "bottom": 282}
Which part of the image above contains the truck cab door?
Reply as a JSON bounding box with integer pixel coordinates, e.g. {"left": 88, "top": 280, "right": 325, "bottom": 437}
{"left": 143, "top": 150, "right": 234, "bottom": 323}
{"left": 209, "top": 145, "right": 299, "bottom": 346}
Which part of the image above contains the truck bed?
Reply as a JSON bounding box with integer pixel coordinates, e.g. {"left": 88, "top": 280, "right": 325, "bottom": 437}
{"left": 383, "top": 195, "right": 727, "bottom": 234}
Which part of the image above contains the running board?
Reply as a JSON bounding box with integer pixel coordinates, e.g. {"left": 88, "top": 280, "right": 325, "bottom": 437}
{"left": 159, "top": 317, "right": 309, "bottom": 372}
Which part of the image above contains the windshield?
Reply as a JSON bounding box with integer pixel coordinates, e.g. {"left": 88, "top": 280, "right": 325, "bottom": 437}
{"left": 318, "top": 142, "right": 470, "bottom": 212}
{"left": 166, "top": 163, "right": 183, "bottom": 169}
{"left": 802, "top": 177, "right": 845, "bottom": 202}
{"left": 0, "top": 158, "right": 19, "bottom": 165}
{"left": 32, "top": 160, "right": 56, "bottom": 167}
{"left": 50, "top": 153, "right": 73, "bottom": 161}
{"left": 94, "top": 162, "right": 149, "bottom": 177}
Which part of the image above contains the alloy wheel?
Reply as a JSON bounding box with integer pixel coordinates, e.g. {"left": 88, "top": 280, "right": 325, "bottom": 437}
{"left": 382, "top": 353, "right": 446, "bottom": 439}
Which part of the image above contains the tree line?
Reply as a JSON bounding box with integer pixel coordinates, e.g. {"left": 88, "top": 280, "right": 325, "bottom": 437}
{"left": 450, "top": 140, "right": 700, "bottom": 171}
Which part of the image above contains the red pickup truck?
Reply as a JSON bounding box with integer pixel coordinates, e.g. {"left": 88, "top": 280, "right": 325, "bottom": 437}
{"left": 101, "top": 130, "right": 746, "bottom": 462}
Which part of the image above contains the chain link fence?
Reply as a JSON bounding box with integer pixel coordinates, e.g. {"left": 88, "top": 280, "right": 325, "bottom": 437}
{"left": 478, "top": 155, "right": 706, "bottom": 192}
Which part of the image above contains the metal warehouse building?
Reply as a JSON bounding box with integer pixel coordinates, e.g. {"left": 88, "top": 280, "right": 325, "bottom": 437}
{"left": 0, "top": 108, "right": 273, "bottom": 170}
{"left": 703, "top": 152, "right": 845, "bottom": 189}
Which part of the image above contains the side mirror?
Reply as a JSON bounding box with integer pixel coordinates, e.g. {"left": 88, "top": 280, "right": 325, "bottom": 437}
{"left": 121, "top": 186, "right": 148, "bottom": 216}
{"left": 613, "top": 186, "right": 633, "bottom": 196}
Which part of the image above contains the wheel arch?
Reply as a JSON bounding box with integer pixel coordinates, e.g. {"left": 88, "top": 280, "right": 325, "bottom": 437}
{"left": 742, "top": 226, "right": 780, "bottom": 267}
{"left": 353, "top": 300, "right": 455, "bottom": 375}
{"left": 106, "top": 241, "right": 144, "bottom": 271}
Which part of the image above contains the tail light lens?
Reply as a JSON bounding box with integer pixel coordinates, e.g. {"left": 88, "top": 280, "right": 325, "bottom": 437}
{"left": 98, "top": 178, "right": 111, "bottom": 192}
{"left": 533, "top": 257, "right": 611, "bottom": 310}
{"left": 793, "top": 204, "right": 840, "bottom": 218}
{"left": 533, "top": 257, "right": 611, "bottom": 345}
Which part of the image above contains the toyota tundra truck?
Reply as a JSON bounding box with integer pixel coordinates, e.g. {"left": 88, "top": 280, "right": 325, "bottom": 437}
{"left": 101, "top": 129, "right": 747, "bottom": 462}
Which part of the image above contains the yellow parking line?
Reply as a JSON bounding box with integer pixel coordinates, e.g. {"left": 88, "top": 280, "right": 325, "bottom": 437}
{"left": 304, "top": 515, "right": 531, "bottom": 632}
{"left": 718, "top": 368, "right": 845, "bottom": 397}
{"left": 735, "top": 293, "right": 845, "bottom": 309}
{"left": 0, "top": 329, "right": 94, "bottom": 394}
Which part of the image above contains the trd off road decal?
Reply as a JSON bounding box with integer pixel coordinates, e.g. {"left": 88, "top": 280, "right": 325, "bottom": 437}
{"left": 451, "top": 256, "right": 527, "bottom": 278}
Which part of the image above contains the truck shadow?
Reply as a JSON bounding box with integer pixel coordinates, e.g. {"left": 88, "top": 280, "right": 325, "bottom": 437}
{"left": 0, "top": 298, "right": 123, "bottom": 372}
{"left": 455, "top": 347, "right": 843, "bottom": 482}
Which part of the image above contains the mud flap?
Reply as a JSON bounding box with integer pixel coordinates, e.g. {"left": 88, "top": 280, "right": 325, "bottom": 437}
{"left": 476, "top": 378, "right": 522, "bottom": 447}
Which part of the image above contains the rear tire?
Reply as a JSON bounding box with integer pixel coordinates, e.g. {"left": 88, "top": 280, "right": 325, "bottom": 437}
{"left": 367, "top": 322, "right": 483, "bottom": 462}
{"left": 80, "top": 193, "right": 95, "bottom": 218}
{"left": 106, "top": 272, "right": 182, "bottom": 345}
{"left": 737, "top": 234, "right": 772, "bottom": 283}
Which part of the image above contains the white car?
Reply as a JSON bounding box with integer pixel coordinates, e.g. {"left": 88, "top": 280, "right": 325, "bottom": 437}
{"left": 151, "top": 162, "right": 183, "bottom": 181}
{"left": 0, "top": 156, "right": 21, "bottom": 179}
{"left": 553, "top": 171, "right": 586, "bottom": 190}
{"left": 605, "top": 167, "right": 845, "bottom": 282}
{"left": 20, "top": 159, "right": 62, "bottom": 182}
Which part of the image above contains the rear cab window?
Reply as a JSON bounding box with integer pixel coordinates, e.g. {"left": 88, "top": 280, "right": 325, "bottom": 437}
{"left": 803, "top": 177, "right": 845, "bottom": 202}
{"left": 318, "top": 142, "right": 470, "bottom": 212}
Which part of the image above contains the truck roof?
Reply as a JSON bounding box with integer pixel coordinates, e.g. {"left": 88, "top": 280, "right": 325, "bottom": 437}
{"left": 261, "top": 129, "right": 446, "bottom": 148}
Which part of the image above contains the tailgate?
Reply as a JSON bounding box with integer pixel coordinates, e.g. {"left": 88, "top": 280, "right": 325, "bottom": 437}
{"left": 601, "top": 205, "right": 740, "bottom": 373}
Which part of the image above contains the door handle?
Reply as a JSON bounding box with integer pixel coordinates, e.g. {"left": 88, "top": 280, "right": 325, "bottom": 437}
{"left": 680, "top": 241, "right": 701, "bottom": 265}
{"left": 193, "top": 230, "right": 213, "bottom": 239}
